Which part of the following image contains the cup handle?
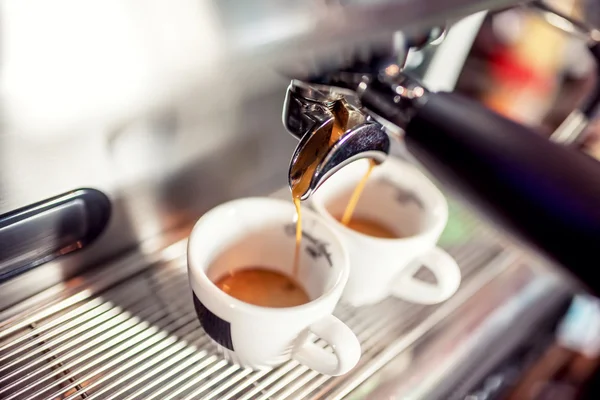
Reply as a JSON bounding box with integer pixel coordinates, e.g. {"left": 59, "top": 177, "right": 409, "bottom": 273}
{"left": 292, "top": 315, "right": 361, "bottom": 376}
{"left": 391, "top": 246, "right": 461, "bottom": 305}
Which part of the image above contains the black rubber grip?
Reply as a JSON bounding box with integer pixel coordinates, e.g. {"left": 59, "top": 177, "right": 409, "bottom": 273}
{"left": 404, "top": 92, "right": 600, "bottom": 294}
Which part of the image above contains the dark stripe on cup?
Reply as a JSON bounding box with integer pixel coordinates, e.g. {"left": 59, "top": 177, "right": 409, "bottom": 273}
{"left": 192, "top": 293, "right": 234, "bottom": 351}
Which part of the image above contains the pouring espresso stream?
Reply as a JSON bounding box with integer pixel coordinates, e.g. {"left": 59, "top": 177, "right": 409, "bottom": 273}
{"left": 293, "top": 160, "right": 377, "bottom": 277}
{"left": 290, "top": 97, "right": 387, "bottom": 276}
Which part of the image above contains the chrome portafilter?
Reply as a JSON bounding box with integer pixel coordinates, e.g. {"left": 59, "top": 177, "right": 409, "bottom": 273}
{"left": 284, "top": 80, "right": 389, "bottom": 200}
{"left": 282, "top": 26, "right": 446, "bottom": 200}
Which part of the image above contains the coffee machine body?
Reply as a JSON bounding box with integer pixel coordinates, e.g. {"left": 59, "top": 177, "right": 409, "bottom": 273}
{"left": 0, "top": 1, "right": 597, "bottom": 398}
{"left": 0, "top": 0, "right": 525, "bottom": 306}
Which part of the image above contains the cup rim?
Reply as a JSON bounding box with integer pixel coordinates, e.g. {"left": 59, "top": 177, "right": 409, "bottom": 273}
{"left": 311, "top": 157, "right": 448, "bottom": 243}
{"left": 187, "top": 197, "right": 349, "bottom": 316}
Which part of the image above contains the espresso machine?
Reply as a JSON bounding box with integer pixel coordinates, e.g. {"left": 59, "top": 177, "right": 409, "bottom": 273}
{"left": 1, "top": 0, "right": 600, "bottom": 399}
{"left": 281, "top": 2, "right": 600, "bottom": 297}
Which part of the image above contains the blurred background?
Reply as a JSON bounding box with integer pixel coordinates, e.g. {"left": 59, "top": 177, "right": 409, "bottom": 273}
{"left": 4, "top": 0, "right": 600, "bottom": 399}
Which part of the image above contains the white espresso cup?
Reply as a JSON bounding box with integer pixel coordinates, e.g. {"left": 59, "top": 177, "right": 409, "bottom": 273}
{"left": 187, "top": 197, "right": 360, "bottom": 375}
{"left": 311, "top": 158, "right": 461, "bottom": 307}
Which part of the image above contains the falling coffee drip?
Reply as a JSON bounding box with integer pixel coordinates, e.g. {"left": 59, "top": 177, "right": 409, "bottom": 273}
{"left": 291, "top": 99, "right": 384, "bottom": 277}
{"left": 340, "top": 159, "right": 376, "bottom": 226}
{"left": 291, "top": 100, "right": 353, "bottom": 276}
{"left": 292, "top": 197, "right": 302, "bottom": 277}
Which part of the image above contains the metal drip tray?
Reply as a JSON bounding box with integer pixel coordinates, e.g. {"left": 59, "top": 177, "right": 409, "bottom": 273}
{"left": 0, "top": 190, "right": 570, "bottom": 400}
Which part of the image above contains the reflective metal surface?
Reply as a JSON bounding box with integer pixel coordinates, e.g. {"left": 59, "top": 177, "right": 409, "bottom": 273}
{"left": 527, "top": 1, "right": 600, "bottom": 43}
{"left": 0, "top": 0, "right": 522, "bottom": 308}
{"left": 285, "top": 82, "right": 390, "bottom": 200}
{"left": 0, "top": 2, "right": 568, "bottom": 398}
{"left": 0, "top": 88, "right": 298, "bottom": 310}
{"left": 348, "top": 260, "right": 571, "bottom": 400}
{"left": 0, "top": 186, "right": 571, "bottom": 400}
{"left": 0, "top": 189, "right": 111, "bottom": 283}
{"left": 551, "top": 110, "right": 589, "bottom": 145}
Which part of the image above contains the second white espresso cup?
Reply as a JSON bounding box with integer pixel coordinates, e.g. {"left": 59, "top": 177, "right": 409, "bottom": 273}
{"left": 187, "top": 197, "right": 360, "bottom": 375}
{"left": 311, "top": 158, "right": 461, "bottom": 307}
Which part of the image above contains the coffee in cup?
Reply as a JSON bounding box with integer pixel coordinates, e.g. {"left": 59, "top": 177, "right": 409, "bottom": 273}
{"left": 213, "top": 267, "right": 309, "bottom": 308}
{"left": 311, "top": 158, "right": 462, "bottom": 307}
{"left": 335, "top": 215, "right": 399, "bottom": 239}
{"left": 187, "top": 197, "right": 360, "bottom": 375}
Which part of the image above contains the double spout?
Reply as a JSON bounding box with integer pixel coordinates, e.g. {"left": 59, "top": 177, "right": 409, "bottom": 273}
{"left": 282, "top": 80, "right": 390, "bottom": 200}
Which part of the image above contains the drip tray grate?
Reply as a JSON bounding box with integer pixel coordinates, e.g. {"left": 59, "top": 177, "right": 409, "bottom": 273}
{"left": 0, "top": 196, "right": 509, "bottom": 400}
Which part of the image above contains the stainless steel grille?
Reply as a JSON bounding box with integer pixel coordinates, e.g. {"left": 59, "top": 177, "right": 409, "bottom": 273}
{"left": 0, "top": 192, "right": 519, "bottom": 400}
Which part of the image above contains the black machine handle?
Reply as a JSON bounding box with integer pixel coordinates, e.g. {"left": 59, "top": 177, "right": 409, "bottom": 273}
{"left": 360, "top": 82, "right": 600, "bottom": 294}
{"left": 407, "top": 92, "right": 600, "bottom": 293}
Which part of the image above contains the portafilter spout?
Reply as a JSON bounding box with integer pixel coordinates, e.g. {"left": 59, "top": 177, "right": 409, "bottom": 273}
{"left": 283, "top": 80, "right": 390, "bottom": 200}
{"left": 281, "top": 25, "right": 448, "bottom": 201}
